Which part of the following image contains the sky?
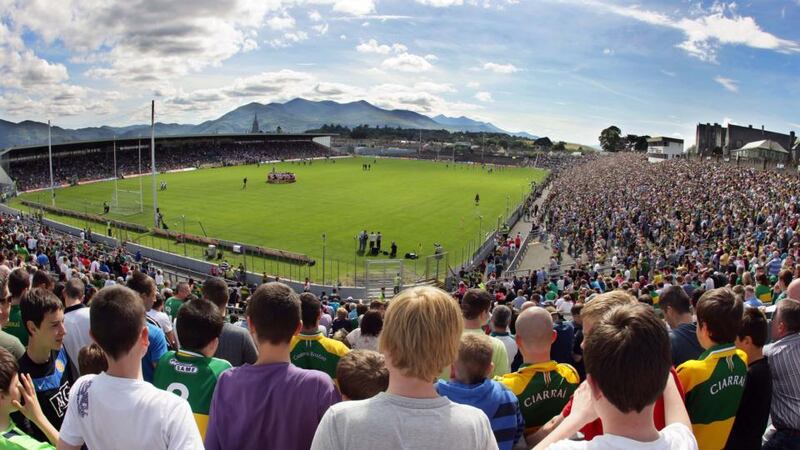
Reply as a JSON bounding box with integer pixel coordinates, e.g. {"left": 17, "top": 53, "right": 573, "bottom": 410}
{"left": 1, "top": 0, "right": 798, "bottom": 146}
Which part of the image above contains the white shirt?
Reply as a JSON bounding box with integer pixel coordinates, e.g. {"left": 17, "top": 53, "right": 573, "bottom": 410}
{"left": 346, "top": 328, "right": 379, "bottom": 351}
{"left": 155, "top": 273, "right": 164, "bottom": 286}
{"left": 704, "top": 277, "right": 715, "bottom": 291}
{"left": 556, "top": 298, "right": 574, "bottom": 316}
{"left": 59, "top": 373, "right": 202, "bottom": 450}
{"left": 147, "top": 309, "right": 174, "bottom": 334}
{"left": 546, "top": 423, "right": 697, "bottom": 450}
{"left": 63, "top": 305, "right": 92, "bottom": 379}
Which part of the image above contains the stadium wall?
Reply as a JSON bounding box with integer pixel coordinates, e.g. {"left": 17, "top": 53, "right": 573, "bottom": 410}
{"left": 0, "top": 204, "right": 368, "bottom": 298}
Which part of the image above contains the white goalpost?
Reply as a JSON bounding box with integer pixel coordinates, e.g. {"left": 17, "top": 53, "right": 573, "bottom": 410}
{"left": 110, "top": 137, "right": 145, "bottom": 216}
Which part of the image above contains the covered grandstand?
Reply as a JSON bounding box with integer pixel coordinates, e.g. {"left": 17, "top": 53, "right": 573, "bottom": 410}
{"left": 0, "top": 132, "right": 336, "bottom": 193}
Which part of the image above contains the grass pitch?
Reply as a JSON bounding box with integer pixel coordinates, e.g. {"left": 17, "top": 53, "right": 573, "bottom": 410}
{"left": 16, "top": 157, "right": 545, "bottom": 283}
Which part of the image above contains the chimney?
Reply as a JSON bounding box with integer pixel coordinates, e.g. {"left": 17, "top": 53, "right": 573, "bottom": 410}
{"left": 749, "top": 124, "right": 753, "bottom": 128}
{"left": 761, "top": 125, "right": 765, "bottom": 131}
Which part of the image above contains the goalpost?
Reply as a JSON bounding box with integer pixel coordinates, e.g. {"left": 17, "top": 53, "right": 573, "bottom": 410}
{"left": 109, "top": 137, "right": 145, "bottom": 216}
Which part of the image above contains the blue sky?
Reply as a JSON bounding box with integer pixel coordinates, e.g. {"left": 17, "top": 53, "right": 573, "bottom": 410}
{"left": 1, "top": 0, "right": 798, "bottom": 145}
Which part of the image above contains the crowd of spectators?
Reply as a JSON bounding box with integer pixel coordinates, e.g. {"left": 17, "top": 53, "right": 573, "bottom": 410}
{"left": 10, "top": 141, "right": 332, "bottom": 191}
{"left": 0, "top": 152, "right": 798, "bottom": 450}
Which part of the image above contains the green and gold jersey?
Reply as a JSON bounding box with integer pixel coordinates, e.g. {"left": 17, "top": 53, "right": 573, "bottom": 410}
{"left": 153, "top": 350, "right": 231, "bottom": 439}
{"left": 290, "top": 331, "right": 350, "bottom": 379}
{"left": 677, "top": 344, "right": 747, "bottom": 450}
{"left": 0, "top": 421, "right": 54, "bottom": 450}
{"left": 496, "top": 360, "right": 579, "bottom": 435}
{"left": 754, "top": 284, "right": 773, "bottom": 305}
{"left": 3, "top": 304, "right": 28, "bottom": 347}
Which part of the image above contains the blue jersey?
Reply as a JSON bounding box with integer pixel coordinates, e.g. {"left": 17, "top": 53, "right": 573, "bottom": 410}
{"left": 143, "top": 322, "right": 168, "bottom": 382}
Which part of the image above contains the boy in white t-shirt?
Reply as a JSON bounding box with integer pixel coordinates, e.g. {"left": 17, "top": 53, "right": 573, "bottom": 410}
{"left": 534, "top": 304, "right": 697, "bottom": 450}
{"left": 57, "top": 285, "right": 202, "bottom": 450}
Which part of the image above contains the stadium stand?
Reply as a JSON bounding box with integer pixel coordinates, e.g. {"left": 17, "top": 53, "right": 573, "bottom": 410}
{"left": 2, "top": 150, "right": 800, "bottom": 449}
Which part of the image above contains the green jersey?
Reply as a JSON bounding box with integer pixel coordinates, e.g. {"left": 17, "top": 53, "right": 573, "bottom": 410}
{"left": 754, "top": 284, "right": 773, "bottom": 304}
{"left": 164, "top": 297, "right": 184, "bottom": 321}
{"left": 0, "top": 421, "right": 54, "bottom": 449}
{"left": 153, "top": 350, "right": 231, "bottom": 439}
{"left": 3, "top": 304, "right": 28, "bottom": 346}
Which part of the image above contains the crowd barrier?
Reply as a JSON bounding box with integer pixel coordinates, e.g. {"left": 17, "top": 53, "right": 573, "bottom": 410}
{"left": 18, "top": 200, "right": 313, "bottom": 265}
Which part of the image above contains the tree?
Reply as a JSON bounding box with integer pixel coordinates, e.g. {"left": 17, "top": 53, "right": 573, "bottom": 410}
{"left": 624, "top": 134, "right": 650, "bottom": 152}
{"left": 552, "top": 141, "right": 567, "bottom": 152}
{"left": 599, "top": 126, "right": 622, "bottom": 152}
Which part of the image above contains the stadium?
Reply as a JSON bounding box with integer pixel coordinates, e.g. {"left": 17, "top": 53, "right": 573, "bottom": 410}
{"left": 1, "top": 1, "right": 799, "bottom": 449}
{"left": 1, "top": 131, "right": 546, "bottom": 298}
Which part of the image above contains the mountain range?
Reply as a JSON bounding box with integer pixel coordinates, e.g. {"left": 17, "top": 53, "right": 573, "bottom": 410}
{"left": 0, "top": 98, "right": 537, "bottom": 149}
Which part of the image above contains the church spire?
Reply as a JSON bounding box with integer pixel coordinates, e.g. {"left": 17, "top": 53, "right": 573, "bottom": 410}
{"left": 251, "top": 113, "right": 260, "bottom": 133}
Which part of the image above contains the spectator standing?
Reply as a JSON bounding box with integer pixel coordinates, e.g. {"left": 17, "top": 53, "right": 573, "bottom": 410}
{"left": 725, "top": 308, "right": 772, "bottom": 450}
{"left": 164, "top": 281, "right": 190, "bottom": 321}
{"left": 203, "top": 277, "right": 257, "bottom": 367}
{"left": 0, "top": 274, "right": 24, "bottom": 359}
{"left": 497, "top": 307, "right": 578, "bottom": 439}
{"left": 0, "top": 347, "right": 60, "bottom": 448}
{"left": 436, "top": 334, "right": 525, "bottom": 450}
{"left": 14, "top": 288, "right": 75, "bottom": 443}
{"left": 346, "top": 310, "right": 382, "bottom": 351}
{"left": 62, "top": 278, "right": 91, "bottom": 379}
{"left": 205, "top": 283, "right": 340, "bottom": 450}
{"left": 310, "top": 286, "right": 497, "bottom": 450}
{"left": 442, "top": 289, "right": 509, "bottom": 379}
{"left": 762, "top": 296, "right": 800, "bottom": 450}
{"left": 534, "top": 304, "right": 697, "bottom": 450}
{"left": 154, "top": 299, "right": 232, "bottom": 440}
{"left": 489, "top": 305, "right": 517, "bottom": 369}
{"left": 126, "top": 271, "right": 168, "bottom": 382}
{"left": 676, "top": 288, "right": 746, "bottom": 450}
{"left": 335, "top": 350, "right": 389, "bottom": 401}
{"left": 3, "top": 268, "right": 30, "bottom": 346}
{"left": 290, "top": 292, "right": 349, "bottom": 379}
{"left": 57, "top": 285, "right": 202, "bottom": 449}
{"left": 660, "top": 286, "right": 703, "bottom": 366}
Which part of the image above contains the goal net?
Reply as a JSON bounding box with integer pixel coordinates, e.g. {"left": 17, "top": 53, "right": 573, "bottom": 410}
{"left": 111, "top": 188, "right": 143, "bottom": 216}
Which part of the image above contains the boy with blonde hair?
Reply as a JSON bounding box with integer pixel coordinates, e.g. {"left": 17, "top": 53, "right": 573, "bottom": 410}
{"left": 311, "top": 286, "right": 497, "bottom": 450}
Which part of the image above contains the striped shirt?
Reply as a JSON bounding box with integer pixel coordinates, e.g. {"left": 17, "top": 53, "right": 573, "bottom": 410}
{"left": 764, "top": 332, "right": 800, "bottom": 430}
{"left": 677, "top": 343, "right": 747, "bottom": 450}
{"left": 290, "top": 331, "right": 350, "bottom": 379}
{"left": 496, "top": 360, "right": 579, "bottom": 435}
{"left": 436, "top": 379, "right": 524, "bottom": 450}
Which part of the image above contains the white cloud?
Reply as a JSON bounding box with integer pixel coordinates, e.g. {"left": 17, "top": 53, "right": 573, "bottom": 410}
{"left": 475, "top": 91, "right": 493, "bottom": 102}
{"left": 467, "top": 81, "right": 480, "bottom": 89}
{"left": 268, "top": 31, "right": 309, "bottom": 48}
{"left": 309, "top": 10, "right": 322, "bottom": 22}
{"left": 267, "top": 12, "right": 296, "bottom": 31}
{"left": 340, "top": 34, "right": 347, "bottom": 40}
{"left": 161, "top": 71, "right": 480, "bottom": 122}
{"left": 313, "top": 23, "right": 329, "bottom": 35}
{"left": 0, "top": 47, "right": 69, "bottom": 89}
{"left": 714, "top": 76, "right": 738, "bottom": 93}
{"left": 576, "top": 0, "right": 800, "bottom": 63}
{"left": 424, "top": 54, "right": 438, "bottom": 61}
{"left": 382, "top": 53, "right": 434, "bottom": 72}
{"left": 414, "top": 81, "right": 456, "bottom": 93}
{"left": 415, "top": 0, "right": 464, "bottom": 6}
{"left": 357, "top": 39, "right": 392, "bottom": 54}
{"left": 330, "top": 0, "right": 376, "bottom": 15}
{"left": 660, "top": 70, "right": 676, "bottom": 77}
{"left": 602, "top": 48, "right": 614, "bottom": 55}
{"left": 481, "top": 62, "right": 519, "bottom": 74}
